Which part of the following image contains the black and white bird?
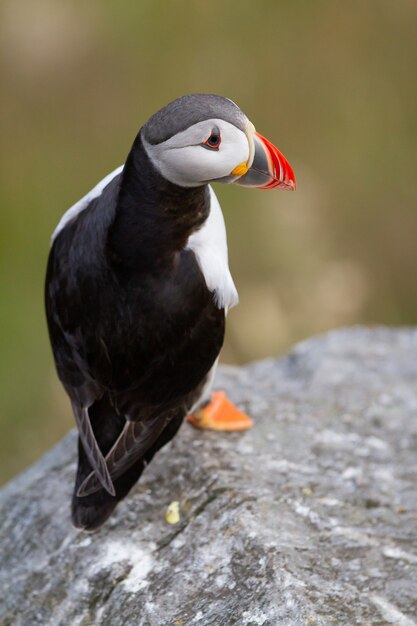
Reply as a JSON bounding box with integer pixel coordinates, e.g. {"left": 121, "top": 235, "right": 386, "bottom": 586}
{"left": 45, "top": 94, "right": 295, "bottom": 531}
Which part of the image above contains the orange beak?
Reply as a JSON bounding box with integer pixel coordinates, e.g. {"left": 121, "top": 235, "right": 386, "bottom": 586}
{"left": 235, "top": 131, "right": 296, "bottom": 191}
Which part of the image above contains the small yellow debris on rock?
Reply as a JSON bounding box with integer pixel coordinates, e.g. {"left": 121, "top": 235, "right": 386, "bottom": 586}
{"left": 165, "top": 501, "right": 180, "bottom": 524}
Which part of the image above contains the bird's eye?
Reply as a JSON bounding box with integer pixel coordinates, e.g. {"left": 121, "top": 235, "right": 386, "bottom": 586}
{"left": 203, "top": 128, "right": 221, "bottom": 150}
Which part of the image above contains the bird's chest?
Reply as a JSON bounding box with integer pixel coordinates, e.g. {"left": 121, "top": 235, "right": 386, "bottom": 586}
{"left": 185, "top": 187, "right": 238, "bottom": 311}
{"left": 107, "top": 251, "right": 225, "bottom": 398}
{"left": 123, "top": 248, "right": 219, "bottom": 343}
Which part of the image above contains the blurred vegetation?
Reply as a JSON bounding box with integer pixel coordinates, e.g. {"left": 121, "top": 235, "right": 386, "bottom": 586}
{"left": 1, "top": 0, "right": 416, "bottom": 484}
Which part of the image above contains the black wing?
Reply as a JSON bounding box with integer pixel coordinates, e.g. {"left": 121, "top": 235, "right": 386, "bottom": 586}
{"left": 45, "top": 176, "right": 224, "bottom": 507}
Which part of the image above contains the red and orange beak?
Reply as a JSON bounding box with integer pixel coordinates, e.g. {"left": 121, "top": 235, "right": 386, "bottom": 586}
{"left": 234, "top": 131, "right": 296, "bottom": 191}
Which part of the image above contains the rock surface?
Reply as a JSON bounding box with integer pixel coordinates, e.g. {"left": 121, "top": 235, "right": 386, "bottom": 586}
{"left": 1, "top": 327, "right": 417, "bottom": 626}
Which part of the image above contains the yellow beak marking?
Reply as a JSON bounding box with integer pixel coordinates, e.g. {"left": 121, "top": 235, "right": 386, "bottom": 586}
{"left": 231, "top": 162, "right": 249, "bottom": 177}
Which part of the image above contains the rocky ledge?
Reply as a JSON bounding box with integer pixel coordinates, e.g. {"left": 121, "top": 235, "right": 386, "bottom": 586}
{"left": 1, "top": 327, "right": 416, "bottom": 626}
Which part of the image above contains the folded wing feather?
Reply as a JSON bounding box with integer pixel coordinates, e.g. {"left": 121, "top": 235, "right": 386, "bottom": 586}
{"left": 76, "top": 413, "right": 171, "bottom": 497}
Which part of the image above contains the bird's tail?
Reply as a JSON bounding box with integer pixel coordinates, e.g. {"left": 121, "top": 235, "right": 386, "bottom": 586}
{"left": 71, "top": 397, "right": 183, "bottom": 531}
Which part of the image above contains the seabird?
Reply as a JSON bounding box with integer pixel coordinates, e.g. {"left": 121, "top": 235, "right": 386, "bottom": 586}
{"left": 45, "top": 93, "right": 296, "bottom": 530}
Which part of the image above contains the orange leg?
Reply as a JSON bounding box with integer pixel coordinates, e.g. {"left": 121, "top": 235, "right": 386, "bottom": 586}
{"left": 187, "top": 391, "right": 253, "bottom": 432}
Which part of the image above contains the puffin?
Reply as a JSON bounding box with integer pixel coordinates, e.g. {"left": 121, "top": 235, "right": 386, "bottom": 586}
{"left": 45, "top": 94, "right": 296, "bottom": 531}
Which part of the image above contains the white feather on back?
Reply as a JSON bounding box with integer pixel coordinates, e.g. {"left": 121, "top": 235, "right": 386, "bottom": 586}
{"left": 187, "top": 186, "right": 238, "bottom": 311}
{"left": 51, "top": 165, "right": 124, "bottom": 243}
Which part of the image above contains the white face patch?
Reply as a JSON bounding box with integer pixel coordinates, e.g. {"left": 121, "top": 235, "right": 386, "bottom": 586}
{"left": 142, "top": 119, "right": 250, "bottom": 187}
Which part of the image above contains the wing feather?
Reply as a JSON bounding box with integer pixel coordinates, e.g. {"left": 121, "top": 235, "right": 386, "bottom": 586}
{"left": 72, "top": 403, "right": 116, "bottom": 497}
{"left": 76, "top": 413, "right": 171, "bottom": 497}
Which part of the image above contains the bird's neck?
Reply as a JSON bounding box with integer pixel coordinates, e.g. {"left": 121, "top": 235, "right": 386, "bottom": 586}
{"left": 108, "top": 133, "right": 210, "bottom": 272}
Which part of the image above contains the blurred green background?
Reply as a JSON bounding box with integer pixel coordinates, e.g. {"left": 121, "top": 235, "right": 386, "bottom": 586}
{"left": 1, "top": 0, "right": 416, "bottom": 484}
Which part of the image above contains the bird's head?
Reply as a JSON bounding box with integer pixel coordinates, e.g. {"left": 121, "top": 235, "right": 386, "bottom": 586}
{"left": 141, "top": 94, "right": 296, "bottom": 191}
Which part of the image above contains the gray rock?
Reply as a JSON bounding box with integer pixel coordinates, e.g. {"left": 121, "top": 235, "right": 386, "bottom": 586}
{"left": 1, "top": 327, "right": 417, "bottom": 626}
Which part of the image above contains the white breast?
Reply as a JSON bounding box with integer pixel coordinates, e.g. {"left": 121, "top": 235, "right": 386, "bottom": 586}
{"left": 186, "top": 186, "right": 238, "bottom": 311}
{"left": 51, "top": 165, "right": 124, "bottom": 243}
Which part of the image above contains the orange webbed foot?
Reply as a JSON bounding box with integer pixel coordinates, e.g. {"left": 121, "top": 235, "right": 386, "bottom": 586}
{"left": 187, "top": 391, "right": 253, "bottom": 432}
